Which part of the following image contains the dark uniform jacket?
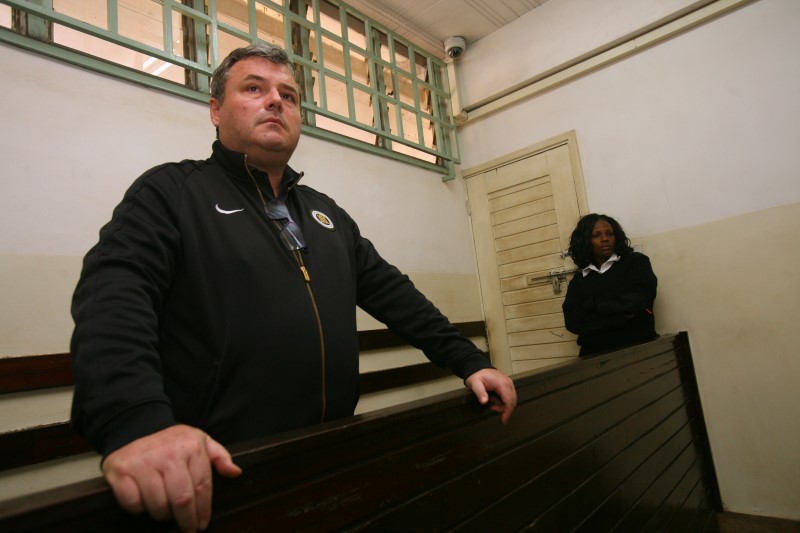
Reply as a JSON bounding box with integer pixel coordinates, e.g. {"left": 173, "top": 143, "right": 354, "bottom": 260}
{"left": 71, "top": 141, "right": 492, "bottom": 455}
{"left": 562, "top": 252, "right": 657, "bottom": 356}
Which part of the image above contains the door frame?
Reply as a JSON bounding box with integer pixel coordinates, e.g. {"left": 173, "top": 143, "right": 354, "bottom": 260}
{"left": 462, "top": 131, "right": 590, "bottom": 375}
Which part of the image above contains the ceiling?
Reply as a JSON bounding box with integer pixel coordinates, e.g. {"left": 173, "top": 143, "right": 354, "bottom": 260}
{"left": 344, "top": 0, "right": 551, "bottom": 57}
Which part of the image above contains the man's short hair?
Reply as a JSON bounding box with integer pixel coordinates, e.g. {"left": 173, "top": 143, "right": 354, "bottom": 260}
{"left": 210, "top": 43, "right": 296, "bottom": 104}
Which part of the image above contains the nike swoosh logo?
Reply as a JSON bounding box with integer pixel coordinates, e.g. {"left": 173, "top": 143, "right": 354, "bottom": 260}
{"left": 216, "top": 204, "right": 244, "bottom": 215}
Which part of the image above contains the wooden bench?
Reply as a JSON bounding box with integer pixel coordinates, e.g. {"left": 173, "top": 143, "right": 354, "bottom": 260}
{"left": 0, "top": 332, "right": 721, "bottom": 531}
{"left": 0, "top": 322, "right": 485, "bottom": 472}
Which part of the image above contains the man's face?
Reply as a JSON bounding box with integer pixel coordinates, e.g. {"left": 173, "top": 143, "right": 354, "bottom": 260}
{"left": 210, "top": 57, "right": 301, "bottom": 165}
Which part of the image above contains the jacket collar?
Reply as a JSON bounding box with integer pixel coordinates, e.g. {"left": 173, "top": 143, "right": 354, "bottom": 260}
{"left": 211, "top": 140, "right": 303, "bottom": 198}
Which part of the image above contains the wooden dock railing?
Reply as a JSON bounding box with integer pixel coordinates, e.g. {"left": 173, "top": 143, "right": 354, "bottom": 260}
{"left": 0, "top": 332, "right": 720, "bottom": 532}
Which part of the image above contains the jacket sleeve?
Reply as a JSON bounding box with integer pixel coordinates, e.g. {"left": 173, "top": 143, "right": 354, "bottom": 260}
{"left": 70, "top": 165, "right": 183, "bottom": 456}
{"left": 348, "top": 218, "right": 492, "bottom": 380}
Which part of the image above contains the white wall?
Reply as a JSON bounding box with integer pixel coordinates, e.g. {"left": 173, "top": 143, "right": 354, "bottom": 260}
{"left": 457, "top": 0, "right": 800, "bottom": 521}
{"left": 0, "top": 44, "right": 483, "bottom": 355}
{"left": 458, "top": 0, "right": 708, "bottom": 106}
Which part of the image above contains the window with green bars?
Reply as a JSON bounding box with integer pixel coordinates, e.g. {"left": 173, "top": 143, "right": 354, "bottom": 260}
{"left": 0, "top": 0, "right": 459, "bottom": 179}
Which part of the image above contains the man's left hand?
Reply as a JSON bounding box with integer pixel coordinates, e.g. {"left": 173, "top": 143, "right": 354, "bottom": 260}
{"left": 465, "top": 368, "right": 517, "bottom": 424}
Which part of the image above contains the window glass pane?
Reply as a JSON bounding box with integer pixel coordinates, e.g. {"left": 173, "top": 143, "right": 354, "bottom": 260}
{"left": 53, "top": 24, "right": 186, "bottom": 85}
{"left": 323, "top": 74, "right": 349, "bottom": 118}
{"left": 217, "top": 29, "right": 250, "bottom": 61}
{"left": 216, "top": 0, "right": 250, "bottom": 35}
{"left": 414, "top": 55, "right": 429, "bottom": 82}
{"left": 118, "top": 0, "right": 163, "bottom": 52}
{"left": 400, "top": 107, "right": 419, "bottom": 143}
{"left": 319, "top": 0, "right": 341, "bottom": 38}
{"left": 171, "top": 9, "right": 186, "bottom": 59}
{"left": 255, "top": 4, "right": 284, "bottom": 48}
{"left": 396, "top": 72, "right": 413, "bottom": 107}
{"left": 393, "top": 41, "right": 409, "bottom": 71}
{"left": 52, "top": 0, "right": 108, "bottom": 29}
{"left": 0, "top": 5, "right": 11, "bottom": 29}
{"left": 316, "top": 115, "right": 374, "bottom": 145}
{"left": 393, "top": 143, "right": 436, "bottom": 163}
{"left": 348, "top": 49, "right": 368, "bottom": 86}
{"left": 353, "top": 87, "right": 373, "bottom": 128}
{"left": 421, "top": 117, "right": 436, "bottom": 149}
{"left": 321, "top": 34, "right": 344, "bottom": 76}
{"left": 345, "top": 12, "right": 365, "bottom": 49}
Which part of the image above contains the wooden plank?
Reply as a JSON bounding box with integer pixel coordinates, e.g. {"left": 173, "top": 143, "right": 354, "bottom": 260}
{"left": 666, "top": 478, "right": 713, "bottom": 533}
{"left": 642, "top": 455, "right": 706, "bottom": 531}
{"left": 354, "top": 363, "right": 685, "bottom": 529}
{"left": 529, "top": 411, "right": 695, "bottom": 531}
{"left": 359, "top": 361, "right": 458, "bottom": 394}
{"left": 215, "top": 361, "right": 679, "bottom": 531}
{"left": 0, "top": 353, "right": 71, "bottom": 394}
{"left": 572, "top": 418, "right": 696, "bottom": 531}
{"left": 454, "top": 379, "right": 687, "bottom": 530}
{"left": 612, "top": 434, "right": 700, "bottom": 531}
{"left": 0, "top": 322, "right": 486, "bottom": 471}
{"left": 356, "top": 320, "right": 486, "bottom": 351}
{"left": 0, "top": 335, "right": 722, "bottom": 532}
{"left": 0, "top": 322, "right": 486, "bottom": 395}
{"left": 0, "top": 357, "right": 467, "bottom": 473}
{"left": 0, "top": 423, "right": 91, "bottom": 472}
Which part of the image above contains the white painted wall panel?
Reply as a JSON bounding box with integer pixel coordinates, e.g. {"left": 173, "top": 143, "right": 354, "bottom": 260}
{"left": 456, "top": 0, "right": 800, "bottom": 521}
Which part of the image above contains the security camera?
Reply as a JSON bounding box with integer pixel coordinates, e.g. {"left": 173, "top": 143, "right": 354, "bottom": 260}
{"left": 444, "top": 36, "right": 466, "bottom": 59}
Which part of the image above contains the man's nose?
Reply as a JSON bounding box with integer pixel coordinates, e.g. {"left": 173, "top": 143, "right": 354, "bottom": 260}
{"left": 265, "top": 88, "right": 282, "bottom": 109}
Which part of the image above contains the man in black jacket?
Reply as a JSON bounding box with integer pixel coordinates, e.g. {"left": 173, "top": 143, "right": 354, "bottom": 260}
{"left": 71, "top": 43, "right": 516, "bottom": 532}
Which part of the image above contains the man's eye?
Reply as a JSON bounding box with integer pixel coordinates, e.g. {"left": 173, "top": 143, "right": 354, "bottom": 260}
{"left": 247, "top": 86, "right": 259, "bottom": 92}
{"left": 282, "top": 93, "right": 296, "bottom": 102}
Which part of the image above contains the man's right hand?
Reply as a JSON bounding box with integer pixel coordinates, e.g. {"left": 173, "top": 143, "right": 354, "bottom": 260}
{"left": 102, "top": 424, "right": 242, "bottom": 532}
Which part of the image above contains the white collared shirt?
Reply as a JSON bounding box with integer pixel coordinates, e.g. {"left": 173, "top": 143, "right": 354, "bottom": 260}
{"left": 582, "top": 253, "right": 621, "bottom": 277}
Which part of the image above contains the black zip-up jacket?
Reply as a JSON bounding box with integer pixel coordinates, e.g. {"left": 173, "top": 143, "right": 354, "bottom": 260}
{"left": 562, "top": 252, "right": 657, "bottom": 356}
{"left": 71, "top": 141, "right": 493, "bottom": 456}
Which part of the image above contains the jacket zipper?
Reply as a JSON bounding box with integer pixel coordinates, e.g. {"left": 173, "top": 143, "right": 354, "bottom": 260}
{"left": 293, "top": 249, "right": 327, "bottom": 423}
{"left": 244, "top": 158, "right": 327, "bottom": 423}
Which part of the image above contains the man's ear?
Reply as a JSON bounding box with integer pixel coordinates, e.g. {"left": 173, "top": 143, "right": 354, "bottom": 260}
{"left": 209, "top": 98, "right": 221, "bottom": 128}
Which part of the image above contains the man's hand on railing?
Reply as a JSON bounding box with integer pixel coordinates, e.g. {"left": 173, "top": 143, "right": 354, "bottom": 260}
{"left": 465, "top": 368, "right": 517, "bottom": 424}
{"left": 102, "top": 424, "right": 242, "bottom": 532}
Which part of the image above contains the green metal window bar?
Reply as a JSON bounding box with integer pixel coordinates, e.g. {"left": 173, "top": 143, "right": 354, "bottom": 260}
{"left": 0, "top": 0, "right": 459, "bottom": 179}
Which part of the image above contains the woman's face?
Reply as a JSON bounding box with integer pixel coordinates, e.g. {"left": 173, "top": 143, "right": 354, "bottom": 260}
{"left": 590, "top": 219, "right": 616, "bottom": 266}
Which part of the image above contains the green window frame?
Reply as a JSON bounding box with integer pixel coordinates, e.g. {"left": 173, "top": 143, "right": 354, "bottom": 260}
{"left": 0, "top": 0, "right": 459, "bottom": 179}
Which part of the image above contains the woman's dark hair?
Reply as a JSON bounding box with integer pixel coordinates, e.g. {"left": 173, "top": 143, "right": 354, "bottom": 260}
{"left": 567, "top": 213, "right": 634, "bottom": 268}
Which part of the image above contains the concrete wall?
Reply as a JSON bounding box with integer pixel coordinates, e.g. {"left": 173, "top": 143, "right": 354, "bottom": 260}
{"left": 456, "top": 0, "right": 799, "bottom": 521}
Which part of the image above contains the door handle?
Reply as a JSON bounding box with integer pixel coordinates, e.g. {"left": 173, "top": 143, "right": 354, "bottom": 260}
{"left": 526, "top": 267, "right": 578, "bottom": 295}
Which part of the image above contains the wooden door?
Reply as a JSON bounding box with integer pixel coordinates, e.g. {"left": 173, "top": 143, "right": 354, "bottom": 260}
{"left": 464, "top": 132, "right": 588, "bottom": 375}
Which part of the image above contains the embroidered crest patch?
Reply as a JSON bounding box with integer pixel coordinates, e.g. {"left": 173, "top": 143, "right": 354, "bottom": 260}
{"left": 312, "top": 210, "right": 334, "bottom": 230}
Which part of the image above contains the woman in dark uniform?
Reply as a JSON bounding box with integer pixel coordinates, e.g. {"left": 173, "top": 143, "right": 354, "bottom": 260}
{"left": 562, "top": 214, "right": 658, "bottom": 357}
